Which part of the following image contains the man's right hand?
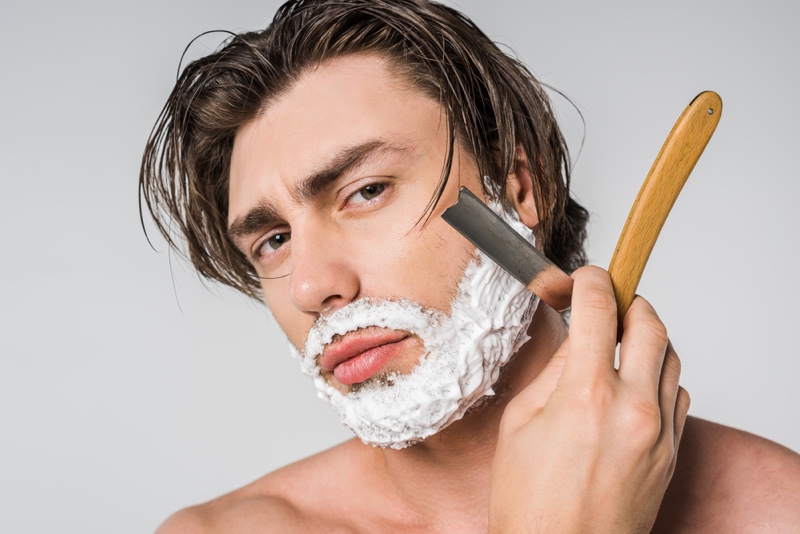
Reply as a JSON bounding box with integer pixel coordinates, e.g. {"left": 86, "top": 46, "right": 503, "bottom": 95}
{"left": 488, "top": 265, "right": 690, "bottom": 533}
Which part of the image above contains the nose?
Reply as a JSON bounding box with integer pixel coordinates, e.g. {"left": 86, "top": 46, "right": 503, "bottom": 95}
{"left": 288, "top": 223, "right": 360, "bottom": 314}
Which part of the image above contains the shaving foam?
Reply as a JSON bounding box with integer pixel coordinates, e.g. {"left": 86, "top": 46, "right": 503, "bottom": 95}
{"left": 289, "top": 199, "right": 539, "bottom": 449}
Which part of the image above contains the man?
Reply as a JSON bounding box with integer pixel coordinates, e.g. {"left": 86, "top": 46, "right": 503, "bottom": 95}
{"left": 141, "top": 0, "right": 800, "bottom": 531}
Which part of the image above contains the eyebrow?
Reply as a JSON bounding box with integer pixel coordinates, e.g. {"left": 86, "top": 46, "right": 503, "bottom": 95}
{"left": 227, "top": 139, "right": 410, "bottom": 246}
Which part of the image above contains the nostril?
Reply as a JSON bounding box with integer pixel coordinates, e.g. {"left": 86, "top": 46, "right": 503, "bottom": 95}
{"left": 321, "top": 293, "right": 355, "bottom": 312}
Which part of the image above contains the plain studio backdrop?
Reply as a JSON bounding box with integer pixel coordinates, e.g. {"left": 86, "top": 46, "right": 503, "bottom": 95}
{"left": 2, "top": 0, "right": 798, "bottom": 532}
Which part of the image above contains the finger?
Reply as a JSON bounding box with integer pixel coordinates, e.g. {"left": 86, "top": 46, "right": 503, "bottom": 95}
{"left": 665, "top": 386, "right": 690, "bottom": 479}
{"left": 673, "top": 386, "right": 691, "bottom": 447}
{"left": 504, "top": 339, "right": 569, "bottom": 424}
{"left": 561, "top": 266, "right": 618, "bottom": 383}
{"left": 657, "top": 342, "right": 681, "bottom": 440}
{"left": 617, "top": 296, "right": 669, "bottom": 398}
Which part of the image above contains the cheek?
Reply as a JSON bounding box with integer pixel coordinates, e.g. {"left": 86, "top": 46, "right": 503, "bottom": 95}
{"left": 372, "top": 219, "right": 475, "bottom": 311}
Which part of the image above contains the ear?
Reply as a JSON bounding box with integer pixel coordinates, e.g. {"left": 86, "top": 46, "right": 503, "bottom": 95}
{"left": 505, "top": 147, "right": 539, "bottom": 229}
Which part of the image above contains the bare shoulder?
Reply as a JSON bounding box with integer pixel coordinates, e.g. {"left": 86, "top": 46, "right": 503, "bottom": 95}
{"left": 655, "top": 416, "right": 800, "bottom": 533}
{"left": 155, "top": 494, "right": 304, "bottom": 534}
{"left": 155, "top": 439, "right": 369, "bottom": 534}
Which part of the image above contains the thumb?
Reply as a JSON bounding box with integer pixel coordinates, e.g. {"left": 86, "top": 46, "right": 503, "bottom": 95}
{"left": 505, "top": 337, "right": 569, "bottom": 420}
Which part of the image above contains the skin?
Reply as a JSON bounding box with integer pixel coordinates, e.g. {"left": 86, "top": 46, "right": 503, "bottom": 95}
{"left": 158, "top": 54, "right": 800, "bottom": 533}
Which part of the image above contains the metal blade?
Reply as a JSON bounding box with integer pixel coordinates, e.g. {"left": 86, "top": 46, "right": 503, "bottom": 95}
{"left": 441, "top": 187, "right": 573, "bottom": 311}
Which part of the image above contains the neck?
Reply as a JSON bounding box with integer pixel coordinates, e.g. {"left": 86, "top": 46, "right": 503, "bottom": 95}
{"left": 366, "top": 305, "right": 568, "bottom": 525}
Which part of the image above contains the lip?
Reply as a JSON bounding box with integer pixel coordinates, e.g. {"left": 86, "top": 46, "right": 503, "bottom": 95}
{"left": 321, "top": 329, "right": 411, "bottom": 385}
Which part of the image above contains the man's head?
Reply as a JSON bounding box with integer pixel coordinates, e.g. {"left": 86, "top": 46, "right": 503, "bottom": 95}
{"left": 140, "top": 0, "right": 588, "bottom": 302}
{"left": 140, "top": 0, "right": 589, "bottom": 446}
{"left": 222, "top": 53, "right": 543, "bottom": 447}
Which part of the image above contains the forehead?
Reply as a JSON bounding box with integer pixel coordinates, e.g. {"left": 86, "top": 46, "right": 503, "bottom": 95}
{"left": 227, "top": 54, "right": 444, "bottom": 224}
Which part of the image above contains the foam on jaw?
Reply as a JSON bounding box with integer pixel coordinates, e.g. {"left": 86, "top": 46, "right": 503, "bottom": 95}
{"left": 289, "top": 198, "right": 539, "bottom": 449}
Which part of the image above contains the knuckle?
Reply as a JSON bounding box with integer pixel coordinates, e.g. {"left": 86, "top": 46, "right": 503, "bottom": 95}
{"left": 621, "top": 399, "right": 662, "bottom": 448}
{"left": 628, "top": 294, "right": 654, "bottom": 314}
{"left": 583, "top": 292, "right": 617, "bottom": 314}
{"left": 638, "top": 317, "right": 669, "bottom": 348}
{"left": 663, "top": 350, "right": 682, "bottom": 377}
{"left": 655, "top": 440, "right": 678, "bottom": 472}
{"left": 573, "top": 375, "right": 616, "bottom": 409}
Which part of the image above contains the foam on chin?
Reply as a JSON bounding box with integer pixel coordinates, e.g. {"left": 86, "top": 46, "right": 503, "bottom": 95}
{"left": 289, "top": 199, "right": 539, "bottom": 449}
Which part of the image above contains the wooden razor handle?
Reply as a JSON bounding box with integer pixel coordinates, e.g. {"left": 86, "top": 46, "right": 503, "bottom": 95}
{"left": 608, "top": 91, "right": 722, "bottom": 319}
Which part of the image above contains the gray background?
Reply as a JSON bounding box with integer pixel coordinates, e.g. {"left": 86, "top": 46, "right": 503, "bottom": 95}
{"left": 2, "top": 0, "right": 798, "bottom": 532}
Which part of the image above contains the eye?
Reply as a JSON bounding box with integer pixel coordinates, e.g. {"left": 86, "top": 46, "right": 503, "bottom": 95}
{"left": 348, "top": 183, "right": 385, "bottom": 205}
{"left": 256, "top": 231, "right": 291, "bottom": 259}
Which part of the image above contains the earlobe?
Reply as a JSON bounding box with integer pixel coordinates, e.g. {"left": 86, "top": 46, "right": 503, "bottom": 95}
{"left": 505, "top": 148, "right": 539, "bottom": 229}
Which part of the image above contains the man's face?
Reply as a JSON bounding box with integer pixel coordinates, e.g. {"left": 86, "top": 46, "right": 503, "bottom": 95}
{"left": 227, "top": 54, "right": 481, "bottom": 393}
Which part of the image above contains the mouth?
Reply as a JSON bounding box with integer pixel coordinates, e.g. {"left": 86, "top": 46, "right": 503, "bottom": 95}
{"left": 320, "top": 328, "right": 412, "bottom": 386}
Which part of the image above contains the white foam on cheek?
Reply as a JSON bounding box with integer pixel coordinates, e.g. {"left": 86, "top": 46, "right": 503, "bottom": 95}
{"left": 288, "top": 199, "right": 539, "bottom": 449}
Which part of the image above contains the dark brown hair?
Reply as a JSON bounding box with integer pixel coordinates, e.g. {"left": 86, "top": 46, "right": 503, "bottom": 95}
{"left": 140, "top": 0, "right": 588, "bottom": 300}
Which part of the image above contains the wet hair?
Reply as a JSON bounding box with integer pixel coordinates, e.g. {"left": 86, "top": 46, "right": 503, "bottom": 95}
{"left": 140, "top": 0, "right": 588, "bottom": 300}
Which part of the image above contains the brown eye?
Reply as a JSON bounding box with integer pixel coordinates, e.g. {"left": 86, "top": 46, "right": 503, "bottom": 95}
{"left": 267, "top": 232, "right": 290, "bottom": 250}
{"left": 349, "top": 183, "right": 386, "bottom": 204}
{"left": 257, "top": 232, "right": 291, "bottom": 260}
{"left": 360, "top": 183, "right": 384, "bottom": 199}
